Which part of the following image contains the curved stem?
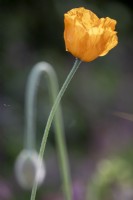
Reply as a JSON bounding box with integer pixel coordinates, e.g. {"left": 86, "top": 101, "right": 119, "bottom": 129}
{"left": 25, "top": 61, "right": 72, "bottom": 199}
{"left": 25, "top": 62, "right": 65, "bottom": 150}
{"left": 30, "top": 58, "right": 82, "bottom": 200}
{"left": 25, "top": 62, "right": 62, "bottom": 149}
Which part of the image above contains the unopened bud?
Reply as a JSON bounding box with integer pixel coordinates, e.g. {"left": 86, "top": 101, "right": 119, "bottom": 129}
{"left": 15, "top": 150, "right": 46, "bottom": 190}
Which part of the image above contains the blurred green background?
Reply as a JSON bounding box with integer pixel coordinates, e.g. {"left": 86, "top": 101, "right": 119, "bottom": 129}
{"left": 0, "top": 0, "right": 133, "bottom": 199}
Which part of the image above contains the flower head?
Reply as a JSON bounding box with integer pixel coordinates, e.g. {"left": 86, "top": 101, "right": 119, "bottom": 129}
{"left": 64, "top": 7, "right": 118, "bottom": 62}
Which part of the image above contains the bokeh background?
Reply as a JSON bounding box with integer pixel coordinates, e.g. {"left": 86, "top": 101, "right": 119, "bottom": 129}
{"left": 0, "top": 0, "right": 133, "bottom": 199}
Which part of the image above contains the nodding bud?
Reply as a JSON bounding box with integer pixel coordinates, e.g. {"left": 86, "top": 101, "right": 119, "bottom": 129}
{"left": 15, "top": 149, "right": 46, "bottom": 190}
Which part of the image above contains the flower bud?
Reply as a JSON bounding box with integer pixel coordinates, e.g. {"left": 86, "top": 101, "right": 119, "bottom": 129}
{"left": 15, "top": 150, "right": 46, "bottom": 190}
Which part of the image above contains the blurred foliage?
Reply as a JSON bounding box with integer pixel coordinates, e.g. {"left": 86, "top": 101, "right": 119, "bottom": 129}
{"left": 0, "top": 0, "right": 133, "bottom": 199}
{"left": 87, "top": 158, "right": 133, "bottom": 200}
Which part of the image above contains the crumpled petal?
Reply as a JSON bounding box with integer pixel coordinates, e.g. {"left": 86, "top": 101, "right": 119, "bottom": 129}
{"left": 64, "top": 7, "right": 118, "bottom": 62}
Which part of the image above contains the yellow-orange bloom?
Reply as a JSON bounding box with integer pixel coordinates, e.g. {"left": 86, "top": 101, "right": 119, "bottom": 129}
{"left": 64, "top": 7, "right": 118, "bottom": 62}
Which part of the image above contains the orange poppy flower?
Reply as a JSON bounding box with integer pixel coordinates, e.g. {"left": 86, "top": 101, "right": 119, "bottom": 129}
{"left": 64, "top": 7, "right": 118, "bottom": 62}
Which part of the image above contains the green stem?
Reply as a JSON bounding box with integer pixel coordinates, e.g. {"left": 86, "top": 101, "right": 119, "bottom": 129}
{"left": 25, "top": 61, "right": 72, "bottom": 198}
{"left": 24, "top": 61, "right": 66, "bottom": 150}
{"left": 30, "top": 58, "right": 82, "bottom": 200}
